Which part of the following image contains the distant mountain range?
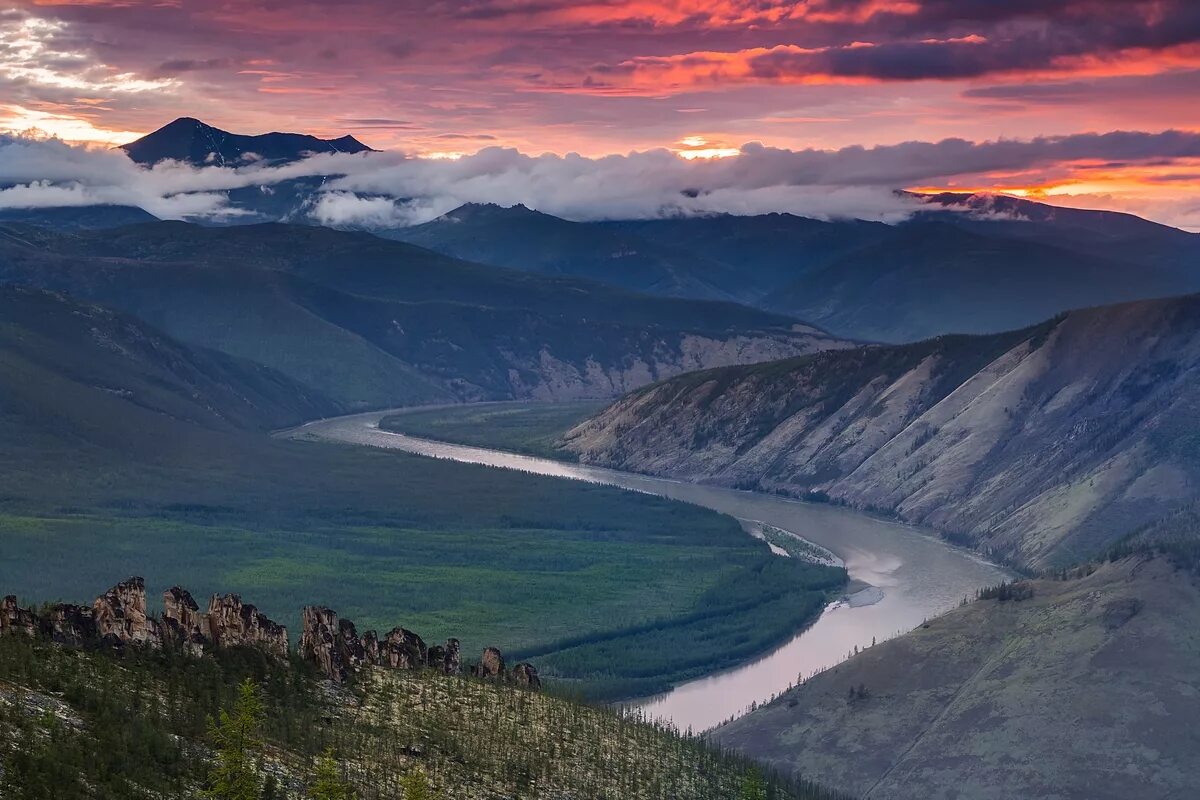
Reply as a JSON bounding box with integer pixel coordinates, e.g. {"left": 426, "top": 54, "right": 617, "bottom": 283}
{"left": 562, "top": 292, "right": 1200, "bottom": 569}
{"left": 120, "top": 117, "right": 373, "bottom": 166}
{"left": 2, "top": 116, "right": 1194, "bottom": 346}
{"left": 395, "top": 197, "right": 1200, "bottom": 343}
{"left": 0, "top": 220, "right": 843, "bottom": 410}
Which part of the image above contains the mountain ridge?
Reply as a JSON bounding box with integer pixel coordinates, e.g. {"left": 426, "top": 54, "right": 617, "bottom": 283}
{"left": 562, "top": 293, "right": 1200, "bottom": 569}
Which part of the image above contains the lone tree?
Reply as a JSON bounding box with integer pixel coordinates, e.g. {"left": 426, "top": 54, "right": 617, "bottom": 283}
{"left": 310, "top": 749, "right": 355, "bottom": 800}
{"left": 204, "top": 678, "right": 265, "bottom": 800}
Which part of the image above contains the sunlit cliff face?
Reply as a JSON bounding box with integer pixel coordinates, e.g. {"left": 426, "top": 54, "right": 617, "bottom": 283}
{"left": 1, "top": 1, "right": 1198, "bottom": 227}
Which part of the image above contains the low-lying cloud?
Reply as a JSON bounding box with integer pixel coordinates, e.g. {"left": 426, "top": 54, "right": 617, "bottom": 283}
{"left": 2, "top": 129, "right": 1199, "bottom": 229}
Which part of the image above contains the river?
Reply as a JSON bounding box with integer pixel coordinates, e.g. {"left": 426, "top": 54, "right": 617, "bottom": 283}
{"left": 285, "top": 410, "right": 1010, "bottom": 732}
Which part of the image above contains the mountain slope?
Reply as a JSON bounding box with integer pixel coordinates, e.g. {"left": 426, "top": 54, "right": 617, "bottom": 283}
{"left": 563, "top": 294, "right": 1200, "bottom": 568}
{"left": 0, "top": 627, "right": 838, "bottom": 800}
{"left": 915, "top": 191, "right": 1200, "bottom": 274}
{"left": 0, "top": 285, "right": 336, "bottom": 445}
{"left": 120, "top": 117, "right": 372, "bottom": 166}
{"left": 712, "top": 555, "right": 1200, "bottom": 800}
{"left": 0, "top": 221, "right": 846, "bottom": 408}
{"left": 387, "top": 203, "right": 742, "bottom": 301}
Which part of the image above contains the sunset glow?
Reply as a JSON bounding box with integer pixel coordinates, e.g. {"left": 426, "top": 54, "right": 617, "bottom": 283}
{"left": 0, "top": 0, "right": 1197, "bottom": 227}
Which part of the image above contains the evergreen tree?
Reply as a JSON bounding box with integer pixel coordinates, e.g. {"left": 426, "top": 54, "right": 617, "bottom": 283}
{"left": 310, "top": 749, "right": 355, "bottom": 800}
{"left": 400, "top": 767, "right": 436, "bottom": 800}
{"left": 740, "top": 769, "right": 768, "bottom": 800}
{"left": 204, "top": 678, "right": 265, "bottom": 800}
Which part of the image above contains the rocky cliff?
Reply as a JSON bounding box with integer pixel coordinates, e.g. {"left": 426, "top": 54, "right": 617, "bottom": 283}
{"left": 2, "top": 578, "right": 537, "bottom": 690}
{"left": 564, "top": 295, "right": 1200, "bottom": 569}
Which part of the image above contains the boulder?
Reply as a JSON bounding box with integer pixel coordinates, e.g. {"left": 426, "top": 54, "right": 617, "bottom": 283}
{"left": 205, "top": 593, "right": 289, "bottom": 658}
{"left": 0, "top": 596, "right": 38, "bottom": 637}
{"left": 93, "top": 577, "right": 161, "bottom": 648}
{"left": 511, "top": 662, "right": 541, "bottom": 690}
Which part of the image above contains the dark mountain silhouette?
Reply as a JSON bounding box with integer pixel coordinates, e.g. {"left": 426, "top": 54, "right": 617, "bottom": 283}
{"left": 120, "top": 117, "right": 373, "bottom": 166}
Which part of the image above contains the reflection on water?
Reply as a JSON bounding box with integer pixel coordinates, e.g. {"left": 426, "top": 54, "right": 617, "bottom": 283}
{"left": 288, "top": 411, "right": 1010, "bottom": 732}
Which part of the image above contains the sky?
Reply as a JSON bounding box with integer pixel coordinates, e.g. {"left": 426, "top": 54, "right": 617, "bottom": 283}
{"left": 1, "top": 0, "right": 1199, "bottom": 228}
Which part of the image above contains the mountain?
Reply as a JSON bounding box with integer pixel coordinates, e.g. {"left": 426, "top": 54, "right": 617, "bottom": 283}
{"left": 602, "top": 213, "right": 895, "bottom": 302}
{"left": 713, "top": 553, "right": 1200, "bottom": 800}
{"left": 915, "top": 191, "right": 1200, "bottom": 271}
{"left": 0, "top": 221, "right": 847, "bottom": 409}
{"left": 0, "top": 204, "right": 158, "bottom": 230}
{"left": 120, "top": 117, "right": 373, "bottom": 166}
{"left": 389, "top": 200, "right": 1200, "bottom": 343}
{"left": 765, "top": 220, "right": 1193, "bottom": 342}
{"left": 385, "top": 203, "right": 744, "bottom": 301}
{"left": 562, "top": 294, "right": 1200, "bottom": 569}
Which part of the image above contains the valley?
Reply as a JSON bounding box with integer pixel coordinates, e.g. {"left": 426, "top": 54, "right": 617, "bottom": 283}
{"left": 290, "top": 407, "right": 1009, "bottom": 731}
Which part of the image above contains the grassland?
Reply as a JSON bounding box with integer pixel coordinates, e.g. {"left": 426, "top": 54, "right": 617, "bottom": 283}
{"left": 379, "top": 400, "right": 608, "bottom": 459}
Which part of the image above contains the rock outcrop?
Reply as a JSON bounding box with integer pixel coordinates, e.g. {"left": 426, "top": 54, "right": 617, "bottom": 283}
{"left": 511, "top": 662, "right": 541, "bottom": 690}
{"left": 297, "top": 609, "right": 531, "bottom": 688}
{"left": 162, "top": 587, "right": 207, "bottom": 656}
{"left": 442, "top": 638, "right": 462, "bottom": 676}
{"left": 3, "top": 578, "right": 538, "bottom": 691}
{"left": 93, "top": 577, "right": 161, "bottom": 649}
{"left": 160, "top": 588, "right": 289, "bottom": 659}
{"left": 299, "top": 607, "right": 365, "bottom": 684}
{"left": 476, "top": 647, "right": 506, "bottom": 679}
{"left": 1, "top": 596, "right": 38, "bottom": 637}
{"left": 205, "top": 594, "right": 289, "bottom": 658}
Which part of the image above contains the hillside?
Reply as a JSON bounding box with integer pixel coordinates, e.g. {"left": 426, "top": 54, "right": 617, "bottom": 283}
{"left": 0, "top": 221, "right": 846, "bottom": 408}
{"left": 0, "top": 599, "right": 841, "bottom": 800}
{"left": 712, "top": 555, "right": 1200, "bottom": 799}
{"left": 120, "top": 117, "right": 372, "bottom": 166}
{"left": 563, "top": 294, "right": 1200, "bottom": 569}
{"left": 0, "top": 285, "right": 337, "bottom": 454}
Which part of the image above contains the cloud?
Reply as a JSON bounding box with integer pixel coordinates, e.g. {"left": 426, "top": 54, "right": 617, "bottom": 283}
{"left": 2, "top": 128, "right": 1199, "bottom": 229}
